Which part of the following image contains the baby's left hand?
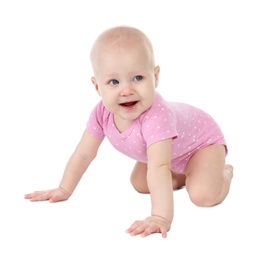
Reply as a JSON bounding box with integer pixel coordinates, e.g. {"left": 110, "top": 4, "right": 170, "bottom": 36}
{"left": 126, "top": 216, "right": 171, "bottom": 238}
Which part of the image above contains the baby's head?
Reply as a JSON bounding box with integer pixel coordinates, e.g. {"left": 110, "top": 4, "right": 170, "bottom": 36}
{"left": 90, "top": 26, "right": 156, "bottom": 77}
{"left": 90, "top": 26, "right": 160, "bottom": 124}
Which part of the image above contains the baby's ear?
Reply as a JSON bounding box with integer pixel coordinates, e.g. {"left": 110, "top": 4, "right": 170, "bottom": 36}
{"left": 154, "top": 66, "right": 160, "bottom": 88}
{"left": 91, "top": 77, "right": 100, "bottom": 95}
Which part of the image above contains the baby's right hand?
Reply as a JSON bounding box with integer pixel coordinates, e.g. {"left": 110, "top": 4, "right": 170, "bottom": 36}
{"left": 24, "top": 187, "right": 70, "bottom": 203}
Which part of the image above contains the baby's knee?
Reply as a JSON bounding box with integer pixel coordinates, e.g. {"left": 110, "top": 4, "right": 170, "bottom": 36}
{"left": 188, "top": 188, "right": 219, "bottom": 207}
{"left": 132, "top": 185, "right": 149, "bottom": 194}
{"left": 130, "top": 174, "right": 149, "bottom": 194}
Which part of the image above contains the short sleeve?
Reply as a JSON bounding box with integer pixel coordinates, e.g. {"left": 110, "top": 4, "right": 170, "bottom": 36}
{"left": 86, "top": 101, "right": 106, "bottom": 140}
{"left": 141, "top": 102, "right": 178, "bottom": 147}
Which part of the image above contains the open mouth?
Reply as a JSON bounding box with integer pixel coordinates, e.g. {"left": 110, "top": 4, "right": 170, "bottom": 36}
{"left": 119, "top": 101, "right": 138, "bottom": 108}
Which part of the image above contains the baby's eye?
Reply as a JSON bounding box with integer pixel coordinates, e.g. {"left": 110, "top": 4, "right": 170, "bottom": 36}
{"left": 134, "top": 75, "right": 143, "bottom": 81}
{"left": 109, "top": 79, "right": 119, "bottom": 85}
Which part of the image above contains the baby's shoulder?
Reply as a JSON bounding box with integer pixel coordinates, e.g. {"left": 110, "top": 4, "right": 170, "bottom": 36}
{"left": 91, "top": 100, "right": 111, "bottom": 122}
{"left": 139, "top": 95, "right": 176, "bottom": 125}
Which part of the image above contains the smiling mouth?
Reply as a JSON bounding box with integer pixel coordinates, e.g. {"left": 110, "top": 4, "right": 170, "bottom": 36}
{"left": 119, "top": 101, "right": 138, "bottom": 108}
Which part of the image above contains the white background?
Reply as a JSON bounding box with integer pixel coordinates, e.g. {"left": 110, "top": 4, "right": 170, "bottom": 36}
{"left": 0, "top": 0, "right": 260, "bottom": 259}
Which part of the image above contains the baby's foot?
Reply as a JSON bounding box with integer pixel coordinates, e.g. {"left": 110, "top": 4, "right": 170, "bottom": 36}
{"left": 224, "top": 164, "right": 234, "bottom": 182}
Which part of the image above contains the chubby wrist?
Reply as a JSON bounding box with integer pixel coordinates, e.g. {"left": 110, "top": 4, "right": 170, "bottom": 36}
{"left": 58, "top": 186, "right": 71, "bottom": 197}
{"left": 151, "top": 214, "right": 172, "bottom": 224}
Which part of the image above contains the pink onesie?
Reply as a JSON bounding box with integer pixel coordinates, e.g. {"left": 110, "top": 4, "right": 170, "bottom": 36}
{"left": 86, "top": 92, "right": 227, "bottom": 174}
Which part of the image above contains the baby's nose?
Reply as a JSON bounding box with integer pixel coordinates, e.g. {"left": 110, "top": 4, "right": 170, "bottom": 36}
{"left": 120, "top": 84, "right": 134, "bottom": 96}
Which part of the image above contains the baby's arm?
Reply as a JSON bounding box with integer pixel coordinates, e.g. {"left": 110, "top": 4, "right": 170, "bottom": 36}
{"left": 24, "top": 129, "right": 103, "bottom": 202}
{"left": 127, "top": 138, "right": 173, "bottom": 238}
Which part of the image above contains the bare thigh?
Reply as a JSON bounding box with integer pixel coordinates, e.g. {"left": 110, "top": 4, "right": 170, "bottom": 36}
{"left": 130, "top": 162, "right": 186, "bottom": 194}
{"left": 184, "top": 144, "right": 233, "bottom": 206}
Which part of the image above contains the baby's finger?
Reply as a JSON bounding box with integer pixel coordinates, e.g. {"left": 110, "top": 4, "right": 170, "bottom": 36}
{"left": 24, "top": 193, "right": 33, "bottom": 199}
{"left": 126, "top": 220, "right": 142, "bottom": 233}
{"left": 127, "top": 221, "right": 148, "bottom": 236}
{"left": 24, "top": 191, "right": 46, "bottom": 199}
{"left": 29, "top": 191, "right": 51, "bottom": 201}
{"left": 140, "top": 224, "right": 159, "bottom": 238}
{"left": 160, "top": 226, "right": 168, "bottom": 238}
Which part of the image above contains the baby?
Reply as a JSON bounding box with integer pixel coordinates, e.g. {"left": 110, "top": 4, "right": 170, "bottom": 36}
{"left": 25, "top": 26, "right": 233, "bottom": 238}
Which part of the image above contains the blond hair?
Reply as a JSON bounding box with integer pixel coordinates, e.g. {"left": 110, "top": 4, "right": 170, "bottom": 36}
{"left": 90, "top": 26, "right": 155, "bottom": 73}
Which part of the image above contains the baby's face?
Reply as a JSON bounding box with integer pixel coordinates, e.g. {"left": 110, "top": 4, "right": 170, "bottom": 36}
{"left": 92, "top": 42, "right": 160, "bottom": 130}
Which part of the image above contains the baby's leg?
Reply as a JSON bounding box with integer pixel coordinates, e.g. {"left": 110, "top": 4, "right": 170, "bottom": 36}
{"left": 130, "top": 162, "right": 186, "bottom": 194}
{"left": 184, "top": 144, "right": 233, "bottom": 207}
{"left": 130, "top": 162, "right": 149, "bottom": 193}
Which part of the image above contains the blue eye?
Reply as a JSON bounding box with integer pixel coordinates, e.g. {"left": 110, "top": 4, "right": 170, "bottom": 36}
{"left": 134, "top": 75, "right": 143, "bottom": 81}
{"left": 109, "top": 79, "right": 119, "bottom": 85}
